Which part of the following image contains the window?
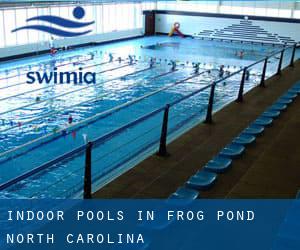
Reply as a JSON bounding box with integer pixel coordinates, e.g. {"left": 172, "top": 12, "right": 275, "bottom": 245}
{"left": 26, "top": 8, "right": 39, "bottom": 43}
{"left": 0, "top": 10, "right": 4, "bottom": 48}
{"left": 15, "top": 8, "right": 28, "bottom": 45}
{"left": 3, "top": 9, "right": 17, "bottom": 46}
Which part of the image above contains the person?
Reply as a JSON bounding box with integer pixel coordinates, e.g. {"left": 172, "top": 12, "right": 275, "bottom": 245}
{"left": 171, "top": 60, "right": 176, "bottom": 71}
{"left": 239, "top": 50, "right": 244, "bottom": 59}
{"left": 245, "top": 69, "right": 250, "bottom": 81}
{"left": 89, "top": 52, "right": 95, "bottom": 60}
{"left": 109, "top": 53, "right": 113, "bottom": 62}
{"left": 149, "top": 57, "right": 155, "bottom": 68}
{"left": 128, "top": 55, "right": 134, "bottom": 65}
{"left": 49, "top": 36, "right": 57, "bottom": 56}
{"left": 194, "top": 63, "right": 200, "bottom": 74}
{"left": 118, "top": 57, "right": 122, "bottom": 63}
{"left": 68, "top": 114, "right": 73, "bottom": 124}
{"left": 219, "top": 65, "right": 225, "bottom": 78}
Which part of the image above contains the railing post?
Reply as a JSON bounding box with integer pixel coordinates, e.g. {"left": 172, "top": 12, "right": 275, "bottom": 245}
{"left": 204, "top": 82, "right": 216, "bottom": 124}
{"left": 84, "top": 141, "right": 92, "bottom": 199}
{"left": 236, "top": 67, "right": 247, "bottom": 103}
{"left": 260, "top": 57, "right": 268, "bottom": 88}
{"left": 289, "top": 43, "right": 296, "bottom": 67}
{"left": 157, "top": 104, "right": 170, "bottom": 157}
{"left": 276, "top": 50, "right": 284, "bottom": 76}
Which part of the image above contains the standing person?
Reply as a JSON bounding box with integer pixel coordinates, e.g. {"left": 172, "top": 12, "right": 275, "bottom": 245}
{"left": 219, "top": 65, "right": 225, "bottom": 78}
{"left": 149, "top": 57, "right": 155, "bottom": 68}
{"left": 49, "top": 36, "right": 57, "bottom": 56}
{"left": 109, "top": 53, "right": 113, "bottom": 62}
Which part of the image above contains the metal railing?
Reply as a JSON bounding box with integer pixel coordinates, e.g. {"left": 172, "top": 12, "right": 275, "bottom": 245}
{"left": 82, "top": 43, "right": 298, "bottom": 199}
{"left": 0, "top": 43, "right": 298, "bottom": 197}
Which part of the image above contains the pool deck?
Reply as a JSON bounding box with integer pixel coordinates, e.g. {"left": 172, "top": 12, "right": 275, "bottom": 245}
{"left": 93, "top": 60, "right": 300, "bottom": 199}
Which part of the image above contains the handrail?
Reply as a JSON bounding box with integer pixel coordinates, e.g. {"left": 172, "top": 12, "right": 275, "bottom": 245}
{"left": 0, "top": 82, "right": 211, "bottom": 191}
{"left": 214, "top": 45, "right": 295, "bottom": 86}
{"left": 0, "top": 43, "right": 297, "bottom": 194}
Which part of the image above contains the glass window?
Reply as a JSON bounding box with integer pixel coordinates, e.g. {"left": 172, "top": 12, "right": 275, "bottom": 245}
{"left": 3, "top": 9, "right": 17, "bottom": 46}
{"left": 278, "top": 9, "right": 292, "bottom": 18}
{"left": 26, "top": 8, "right": 39, "bottom": 43}
{"left": 15, "top": 8, "right": 28, "bottom": 45}
{"left": 96, "top": 5, "right": 103, "bottom": 33}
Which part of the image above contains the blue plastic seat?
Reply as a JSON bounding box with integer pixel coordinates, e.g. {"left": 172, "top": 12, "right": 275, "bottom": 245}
{"left": 243, "top": 124, "right": 264, "bottom": 136}
{"left": 268, "top": 103, "right": 287, "bottom": 112}
{"left": 203, "top": 156, "right": 232, "bottom": 173}
{"left": 252, "top": 117, "right": 273, "bottom": 126}
{"left": 233, "top": 133, "right": 256, "bottom": 145}
{"left": 185, "top": 170, "right": 217, "bottom": 190}
{"left": 281, "top": 92, "right": 297, "bottom": 99}
{"left": 170, "top": 187, "right": 199, "bottom": 199}
{"left": 262, "top": 110, "right": 281, "bottom": 119}
{"left": 276, "top": 98, "right": 293, "bottom": 105}
{"left": 288, "top": 88, "right": 300, "bottom": 95}
{"left": 219, "top": 143, "right": 245, "bottom": 159}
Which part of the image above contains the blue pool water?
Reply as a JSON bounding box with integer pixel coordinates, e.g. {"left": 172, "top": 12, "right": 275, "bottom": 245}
{"left": 0, "top": 36, "right": 297, "bottom": 198}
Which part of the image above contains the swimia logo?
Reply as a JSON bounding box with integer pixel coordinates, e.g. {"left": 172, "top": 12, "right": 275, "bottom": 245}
{"left": 12, "top": 6, "right": 94, "bottom": 37}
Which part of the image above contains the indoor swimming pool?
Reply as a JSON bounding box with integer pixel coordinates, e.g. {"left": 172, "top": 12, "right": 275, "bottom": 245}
{"left": 0, "top": 36, "right": 297, "bottom": 198}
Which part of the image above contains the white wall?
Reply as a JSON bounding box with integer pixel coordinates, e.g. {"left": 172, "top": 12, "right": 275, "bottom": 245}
{"left": 0, "top": 28, "right": 143, "bottom": 59}
{"left": 155, "top": 13, "right": 300, "bottom": 44}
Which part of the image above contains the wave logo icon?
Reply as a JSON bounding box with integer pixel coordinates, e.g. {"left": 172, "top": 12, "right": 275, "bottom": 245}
{"left": 12, "top": 6, "right": 94, "bottom": 37}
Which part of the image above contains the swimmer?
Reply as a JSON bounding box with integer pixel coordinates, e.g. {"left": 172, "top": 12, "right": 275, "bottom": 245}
{"left": 35, "top": 96, "right": 41, "bottom": 102}
{"left": 149, "top": 57, "right": 155, "bottom": 68}
{"left": 128, "top": 55, "right": 134, "bottom": 65}
{"left": 245, "top": 69, "right": 250, "bottom": 81}
{"left": 68, "top": 114, "right": 73, "bottom": 124}
{"left": 109, "top": 53, "right": 113, "bottom": 62}
{"left": 219, "top": 65, "right": 225, "bottom": 78}
{"left": 194, "top": 63, "right": 200, "bottom": 74}
{"left": 89, "top": 52, "right": 95, "bottom": 60}
{"left": 239, "top": 50, "right": 245, "bottom": 59}
{"left": 49, "top": 36, "right": 57, "bottom": 56}
{"left": 171, "top": 60, "right": 176, "bottom": 71}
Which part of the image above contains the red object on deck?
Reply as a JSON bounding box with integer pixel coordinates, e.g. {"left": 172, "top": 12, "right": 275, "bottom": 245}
{"left": 174, "top": 27, "right": 184, "bottom": 38}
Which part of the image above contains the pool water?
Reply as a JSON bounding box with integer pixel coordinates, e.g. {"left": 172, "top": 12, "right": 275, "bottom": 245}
{"left": 0, "top": 36, "right": 297, "bottom": 198}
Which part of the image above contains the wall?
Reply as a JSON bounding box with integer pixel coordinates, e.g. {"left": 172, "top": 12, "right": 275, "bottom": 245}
{"left": 0, "top": 1, "right": 156, "bottom": 59}
{"left": 155, "top": 11, "right": 300, "bottom": 44}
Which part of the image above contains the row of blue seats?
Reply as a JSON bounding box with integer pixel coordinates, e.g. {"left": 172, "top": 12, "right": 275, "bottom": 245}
{"left": 170, "top": 82, "right": 300, "bottom": 199}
